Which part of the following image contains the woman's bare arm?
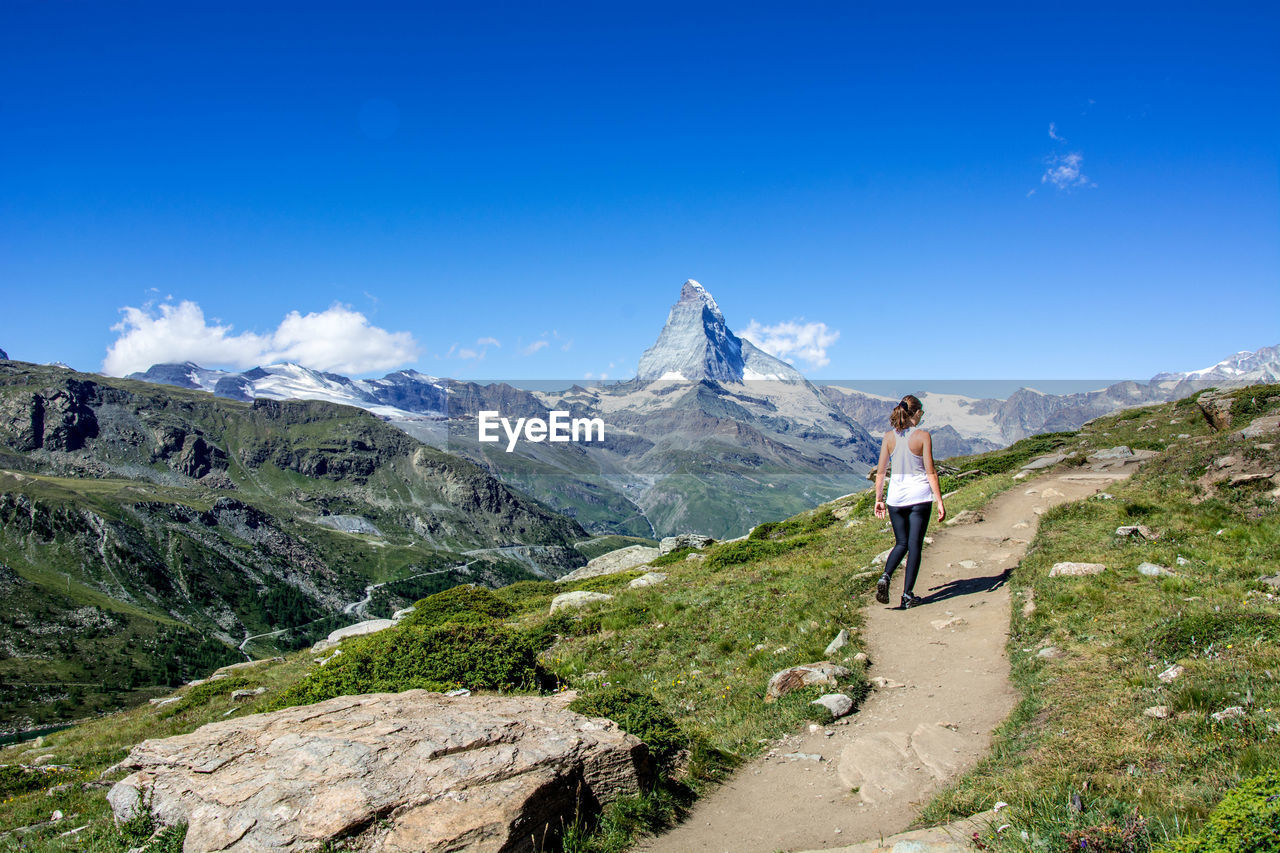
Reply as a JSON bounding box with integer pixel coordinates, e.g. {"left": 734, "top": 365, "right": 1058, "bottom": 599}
{"left": 873, "top": 432, "right": 891, "bottom": 519}
{"left": 920, "top": 431, "right": 946, "bottom": 521}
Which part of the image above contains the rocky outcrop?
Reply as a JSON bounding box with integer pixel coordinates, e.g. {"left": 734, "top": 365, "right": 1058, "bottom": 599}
{"left": 558, "top": 545, "right": 661, "bottom": 582}
{"left": 659, "top": 533, "right": 714, "bottom": 554}
{"left": 1197, "top": 390, "right": 1235, "bottom": 431}
{"left": 108, "top": 690, "right": 652, "bottom": 852}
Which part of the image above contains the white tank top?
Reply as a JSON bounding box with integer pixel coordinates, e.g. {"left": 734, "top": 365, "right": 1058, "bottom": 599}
{"left": 886, "top": 427, "right": 934, "bottom": 507}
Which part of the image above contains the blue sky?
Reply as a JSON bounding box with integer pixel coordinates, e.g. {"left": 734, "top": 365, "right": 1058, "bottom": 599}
{"left": 2, "top": 1, "right": 1277, "bottom": 382}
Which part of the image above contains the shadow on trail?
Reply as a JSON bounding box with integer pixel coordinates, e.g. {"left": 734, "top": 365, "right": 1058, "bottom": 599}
{"left": 917, "top": 569, "right": 1012, "bottom": 607}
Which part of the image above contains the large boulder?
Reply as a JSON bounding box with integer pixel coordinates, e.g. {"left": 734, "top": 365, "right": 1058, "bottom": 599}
{"left": 107, "top": 690, "right": 651, "bottom": 852}
{"left": 550, "top": 590, "right": 614, "bottom": 613}
{"left": 558, "top": 545, "right": 661, "bottom": 583}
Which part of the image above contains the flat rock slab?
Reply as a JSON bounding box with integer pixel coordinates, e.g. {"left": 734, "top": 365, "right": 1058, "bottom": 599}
{"left": 558, "top": 545, "right": 661, "bottom": 582}
{"left": 108, "top": 690, "right": 651, "bottom": 853}
{"left": 1049, "top": 562, "right": 1106, "bottom": 577}
{"left": 838, "top": 723, "right": 966, "bottom": 805}
{"left": 313, "top": 619, "right": 396, "bottom": 652}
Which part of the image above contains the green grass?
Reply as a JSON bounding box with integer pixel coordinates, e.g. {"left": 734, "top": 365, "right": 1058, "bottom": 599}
{"left": 920, "top": 385, "right": 1280, "bottom": 852}
{"left": 4, "top": 385, "right": 1273, "bottom": 852}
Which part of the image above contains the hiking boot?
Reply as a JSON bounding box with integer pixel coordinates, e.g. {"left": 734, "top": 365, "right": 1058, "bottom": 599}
{"left": 876, "top": 573, "right": 890, "bottom": 604}
{"left": 900, "top": 592, "right": 922, "bottom": 609}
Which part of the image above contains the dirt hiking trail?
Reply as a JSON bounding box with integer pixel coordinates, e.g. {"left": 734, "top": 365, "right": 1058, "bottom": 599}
{"left": 639, "top": 460, "right": 1141, "bottom": 853}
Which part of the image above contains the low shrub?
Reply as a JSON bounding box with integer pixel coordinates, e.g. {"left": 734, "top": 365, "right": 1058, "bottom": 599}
{"left": 269, "top": 622, "right": 544, "bottom": 709}
{"left": 403, "top": 584, "right": 513, "bottom": 627}
{"left": 749, "top": 508, "right": 835, "bottom": 541}
{"left": 1161, "top": 771, "right": 1280, "bottom": 853}
{"left": 704, "top": 536, "right": 812, "bottom": 570}
{"left": 569, "top": 687, "right": 686, "bottom": 765}
{"left": 649, "top": 547, "right": 694, "bottom": 567}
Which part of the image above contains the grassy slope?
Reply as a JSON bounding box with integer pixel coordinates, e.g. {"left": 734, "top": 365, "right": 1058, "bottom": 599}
{"left": 921, "top": 385, "right": 1280, "bottom": 850}
{"left": 0, "top": 414, "right": 1030, "bottom": 851}
{"left": 2, "top": 385, "right": 1273, "bottom": 850}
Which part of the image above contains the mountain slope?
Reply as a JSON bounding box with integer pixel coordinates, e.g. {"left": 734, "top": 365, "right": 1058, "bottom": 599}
{"left": 0, "top": 360, "right": 587, "bottom": 732}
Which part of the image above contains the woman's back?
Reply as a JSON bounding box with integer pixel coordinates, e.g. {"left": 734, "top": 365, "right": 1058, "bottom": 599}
{"left": 886, "top": 426, "right": 932, "bottom": 506}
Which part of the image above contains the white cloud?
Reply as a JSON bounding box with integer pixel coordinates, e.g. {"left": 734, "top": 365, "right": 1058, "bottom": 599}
{"left": 583, "top": 371, "right": 609, "bottom": 380}
{"left": 740, "top": 319, "right": 840, "bottom": 369}
{"left": 1041, "top": 151, "right": 1094, "bottom": 190}
{"left": 476, "top": 337, "right": 501, "bottom": 348}
{"left": 521, "top": 340, "right": 549, "bottom": 356}
{"left": 1048, "top": 122, "right": 1064, "bottom": 141}
{"left": 102, "top": 300, "right": 422, "bottom": 376}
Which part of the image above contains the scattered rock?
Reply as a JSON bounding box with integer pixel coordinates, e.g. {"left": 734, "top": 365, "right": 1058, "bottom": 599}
{"left": 1137, "top": 562, "right": 1174, "bottom": 577}
{"left": 230, "top": 687, "right": 267, "bottom": 701}
{"left": 1176, "top": 556, "right": 1192, "bottom": 566}
{"left": 831, "top": 505, "right": 854, "bottom": 520}
{"left": 107, "top": 691, "right": 651, "bottom": 853}
{"left": 1143, "top": 706, "right": 1170, "bottom": 719}
{"left": 1021, "top": 589, "right": 1037, "bottom": 618}
{"left": 1012, "top": 520, "right": 1030, "bottom": 530}
{"left": 1261, "top": 575, "right": 1280, "bottom": 590}
{"left": 685, "top": 552, "right": 706, "bottom": 562}
{"left": 824, "top": 629, "right": 850, "bottom": 656}
{"left": 1041, "top": 487, "right": 1065, "bottom": 499}
{"left": 872, "top": 548, "right": 893, "bottom": 566}
{"left": 658, "top": 533, "right": 714, "bottom": 555}
{"left": 1211, "top": 706, "right": 1245, "bottom": 722}
{"left": 1036, "top": 645, "right": 1062, "bottom": 659}
{"left": 852, "top": 652, "right": 869, "bottom": 664}
{"left": 1049, "top": 562, "right": 1105, "bottom": 577}
{"left": 1214, "top": 455, "right": 1240, "bottom": 469}
{"left": 558, "top": 545, "right": 662, "bottom": 582}
{"left": 810, "top": 693, "right": 854, "bottom": 719}
{"left": 1229, "top": 472, "right": 1272, "bottom": 486}
{"left": 1022, "top": 453, "right": 1069, "bottom": 470}
{"left": 629, "top": 572, "right": 667, "bottom": 588}
{"left": 1242, "top": 415, "right": 1280, "bottom": 439}
{"left": 32, "top": 754, "right": 56, "bottom": 766}
{"left": 149, "top": 696, "right": 182, "bottom": 707}
{"left": 765, "top": 662, "right": 850, "bottom": 702}
{"left": 945, "top": 510, "right": 983, "bottom": 526}
{"left": 549, "top": 590, "right": 614, "bottom": 613}
{"left": 930, "top": 616, "right": 967, "bottom": 631}
{"left": 1116, "top": 524, "right": 1157, "bottom": 540}
{"left": 782, "top": 752, "right": 823, "bottom": 762}
{"left": 312, "top": 619, "right": 397, "bottom": 653}
{"left": 1157, "top": 664, "right": 1184, "bottom": 684}
{"left": 869, "top": 676, "right": 905, "bottom": 690}
{"left": 1197, "top": 391, "right": 1234, "bottom": 431}
{"left": 957, "top": 560, "right": 978, "bottom": 570}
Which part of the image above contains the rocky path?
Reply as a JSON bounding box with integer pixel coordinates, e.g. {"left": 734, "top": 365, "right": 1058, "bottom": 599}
{"left": 639, "top": 461, "right": 1140, "bottom": 853}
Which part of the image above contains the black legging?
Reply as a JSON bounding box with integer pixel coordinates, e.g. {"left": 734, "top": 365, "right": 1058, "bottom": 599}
{"left": 885, "top": 501, "right": 932, "bottom": 596}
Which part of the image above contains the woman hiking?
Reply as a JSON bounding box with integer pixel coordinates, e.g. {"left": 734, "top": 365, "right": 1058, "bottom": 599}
{"left": 873, "top": 395, "right": 945, "bottom": 608}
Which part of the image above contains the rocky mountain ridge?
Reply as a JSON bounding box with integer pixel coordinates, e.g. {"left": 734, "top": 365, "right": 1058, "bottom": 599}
{"left": 0, "top": 360, "right": 587, "bottom": 732}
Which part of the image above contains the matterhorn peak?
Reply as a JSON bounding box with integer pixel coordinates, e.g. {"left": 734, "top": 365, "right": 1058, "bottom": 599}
{"left": 636, "top": 280, "right": 804, "bottom": 383}
{"left": 679, "top": 279, "right": 722, "bottom": 316}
